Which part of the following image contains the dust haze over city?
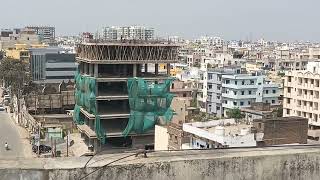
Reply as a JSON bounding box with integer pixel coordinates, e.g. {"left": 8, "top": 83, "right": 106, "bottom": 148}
{"left": 0, "top": 0, "right": 320, "bottom": 180}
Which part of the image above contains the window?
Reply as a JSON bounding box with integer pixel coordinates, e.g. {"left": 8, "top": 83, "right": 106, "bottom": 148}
{"left": 233, "top": 102, "right": 237, "bottom": 106}
{"left": 258, "top": 123, "right": 262, "bottom": 129}
{"left": 250, "top": 80, "right": 254, "bottom": 85}
{"left": 217, "top": 95, "right": 220, "bottom": 100}
{"left": 217, "top": 86, "right": 221, "bottom": 90}
{"left": 226, "top": 80, "right": 230, "bottom": 84}
{"left": 240, "top": 101, "right": 244, "bottom": 106}
{"left": 234, "top": 91, "right": 237, "bottom": 95}
{"left": 216, "top": 106, "right": 220, "bottom": 110}
{"left": 265, "top": 90, "right": 269, "bottom": 94}
{"left": 286, "top": 109, "right": 290, "bottom": 115}
{"left": 208, "top": 85, "right": 212, "bottom": 89}
{"left": 266, "top": 100, "right": 269, "bottom": 103}
{"left": 241, "top": 91, "right": 245, "bottom": 95}
{"left": 273, "top": 90, "right": 276, "bottom": 94}
{"left": 258, "top": 83, "right": 262, "bottom": 85}
{"left": 242, "top": 81, "right": 245, "bottom": 85}
{"left": 208, "top": 74, "right": 212, "bottom": 80}
{"left": 287, "top": 98, "right": 291, "bottom": 104}
{"left": 311, "top": 91, "right": 314, "bottom": 96}
{"left": 248, "top": 101, "right": 251, "bottom": 105}
{"left": 272, "top": 100, "right": 275, "bottom": 104}
{"left": 311, "top": 79, "right": 314, "bottom": 84}
{"left": 235, "top": 81, "right": 238, "bottom": 85}
{"left": 304, "top": 90, "right": 307, "bottom": 95}
{"left": 248, "top": 91, "right": 252, "bottom": 95}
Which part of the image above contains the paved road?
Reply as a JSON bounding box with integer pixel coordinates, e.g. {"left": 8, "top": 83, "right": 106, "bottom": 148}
{"left": 0, "top": 111, "right": 24, "bottom": 158}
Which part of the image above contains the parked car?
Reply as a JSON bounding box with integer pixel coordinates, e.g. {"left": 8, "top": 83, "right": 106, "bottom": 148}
{"left": 0, "top": 105, "right": 4, "bottom": 111}
{"left": 32, "top": 145, "right": 52, "bottom": 154}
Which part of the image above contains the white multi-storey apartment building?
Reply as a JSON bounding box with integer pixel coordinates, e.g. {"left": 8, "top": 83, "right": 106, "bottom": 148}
{"left": 101, "top": 26, "right": 154, "bottom": 41}
{"left": 25, "top": 26, "right": 55, "bottom": 42}
{"left": 222, "top": 74, "right": 280, "bottom": 115}
{"left": 283, "top": 61, "right": 320, "bottom": 140}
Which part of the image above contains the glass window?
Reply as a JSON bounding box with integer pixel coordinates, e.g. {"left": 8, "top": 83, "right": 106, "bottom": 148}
{"left": 241, "top": 91, "right": 244, "bottom": 95}
{"left": 272, "top": 100, "right": 275, "bottom": 104}
{"left": 233, "top": 102, "right": 237, "bottom": 106}
{"left": 240, "top": 102, "right": 244, "bottom": 106}
{"left": 248, "top": 91, "right": 252, "bottom": 95}
{"left": 273, "top": 90, "right": 276, "bottom": 94}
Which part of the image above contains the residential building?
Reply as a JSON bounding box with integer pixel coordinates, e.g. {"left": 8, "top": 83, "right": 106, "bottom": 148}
{"left": 5, "top": 43, "right": 48, "bottom": 62}
{"left": 101, "top": 26, "right": 154, "bottom": 41}
{"left": 29, "top": 47, "right": 77, "bottom": 84}
{"left": 26, "top": 26, "right": 55, "bottom": 42}
{"left": 283, "top": 61, "right": 320, "bottom": 140}
{"left": 241, "top": 102, "right": 281, "bottom": 122}
{"left": 0, "top": 28, "right": 41, "bottom": 50}
{"left": 75, "top": 42, "right": 178, "bottom": 152}
{"left": 182, "top": 119, "right": 257, "bottom": 149}
{"left": 253, "top": 117, "right": 308, "bottom": 146}
{"left": 222, "top": 73, "right": 280, "bottom": 116}
{"left": 207, "top": 67, "right": 243, "bottom": 117}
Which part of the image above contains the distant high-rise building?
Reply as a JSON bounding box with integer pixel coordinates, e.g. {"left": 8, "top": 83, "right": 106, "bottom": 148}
{"left": 26, "top": 26, "right": 55, "bottom": 42}
{"left": 101, "top": 26, "right": 154, "bottom": 41}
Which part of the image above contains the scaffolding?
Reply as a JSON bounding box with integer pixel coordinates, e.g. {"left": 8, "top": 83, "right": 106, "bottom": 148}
{"left": 123, "top": 77, "right": 175, "bottom": 136}
{"left": 77, "top": 43, "right": 179, "bottom": 63}
{"left": 73, "top": 71, "right": 106, "bottom": 143}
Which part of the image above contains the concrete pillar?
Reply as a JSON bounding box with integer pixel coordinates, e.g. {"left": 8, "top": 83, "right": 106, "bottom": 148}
{"left": 94, "top": 64, "right": 98, "bottom": 78}
{"left": 155, "top": 64, "right": 159, "bottom": 75}
{"left": 145, "top": 64, "right": 148, "bottom": 73}
{"left": 89, "top": 64, "right": 93, "bottom": 76}
{"left": 123, "top": 64, "right": 127, "bottom": 76}
{"left": 94, "top": 139, "right": 99, "bottom": 153}
{"left": 167, "top": 63, "right": 170, "bottom": 75}
{"left": 84, "top": 63, "right": 88, "bottom": 75}
{"left": 133, "top": 64, "right": 137, "bottom": 77}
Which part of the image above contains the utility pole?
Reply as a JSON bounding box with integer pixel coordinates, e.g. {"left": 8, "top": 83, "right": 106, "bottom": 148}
{"left": 37, "top": 123, "right": 40, "bottom": 157}
{"left": 66, "top": 130, "right": 70, "bottom": 157}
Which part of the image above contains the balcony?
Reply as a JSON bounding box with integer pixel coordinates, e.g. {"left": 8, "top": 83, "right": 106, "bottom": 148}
{"left": 222, "top": 92, "right": 256, "bottom": 99}
{"left": 222, "top": 83, "right": 257, "bottom": 89}
{"left": 263, "top": 93, "right": 279, "bottom": 98}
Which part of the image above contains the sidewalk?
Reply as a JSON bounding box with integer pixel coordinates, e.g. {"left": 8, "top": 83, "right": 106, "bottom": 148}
{"left": 8, "top": 112, "right": 35, "bottom": 158}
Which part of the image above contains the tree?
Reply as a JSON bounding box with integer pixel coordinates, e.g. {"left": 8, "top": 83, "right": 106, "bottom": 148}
{"left": 272, "top": 107, "right": 283, "bottom": 117}
{"left": 226, "top": 108, "right": 245, "bottom": 123}
{"left": 0, "top": 58, "right": 29, "bottom": 95}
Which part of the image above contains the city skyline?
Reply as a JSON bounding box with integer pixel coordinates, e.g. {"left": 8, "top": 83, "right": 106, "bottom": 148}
{"left": 0, "top": 0, "right": 319, "bottom": 41}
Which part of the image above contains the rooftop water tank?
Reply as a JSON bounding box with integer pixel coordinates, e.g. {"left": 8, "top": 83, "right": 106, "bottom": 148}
{"left": 215, "top": 126, "right": 225, "bottom": 136}
{"left": 240, "top": 128, "right": 250, "bottom": 136}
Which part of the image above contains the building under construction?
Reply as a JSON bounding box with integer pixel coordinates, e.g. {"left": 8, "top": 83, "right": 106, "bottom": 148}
{"left": 74, "top": 41, "right": 179, "bottom": 152}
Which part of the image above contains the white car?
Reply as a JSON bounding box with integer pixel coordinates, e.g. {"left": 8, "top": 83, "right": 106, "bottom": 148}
{"left": 0, "top": 105, "right": 4, "bottom": 111}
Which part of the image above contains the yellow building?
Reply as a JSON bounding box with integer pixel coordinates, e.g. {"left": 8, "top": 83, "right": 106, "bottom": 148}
{"left": 5, "top": 43, "right": 48, "bottom": 62}
{"left": 245, "top": 62, "right": 263, "bottom": 73}
{"left": 159, "top": 63, "right": 185, "bottom": 76}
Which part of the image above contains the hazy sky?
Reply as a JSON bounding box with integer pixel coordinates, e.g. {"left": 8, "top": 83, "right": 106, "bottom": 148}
{"left": 0, "top": 0, "right": 319, "bottom": 41}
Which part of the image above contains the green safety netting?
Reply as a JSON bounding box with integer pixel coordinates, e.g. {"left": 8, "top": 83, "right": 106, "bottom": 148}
{"left": 73, "top": 72, "right": 106, "bottom": 143}
{"left": 123, "top": 78, "right": 175, "bottom": 136}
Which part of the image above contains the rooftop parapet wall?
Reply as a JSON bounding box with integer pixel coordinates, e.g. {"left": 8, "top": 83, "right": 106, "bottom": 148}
{"left": 1, "top": 146, "right": 320, "bottom": 180}
{"left": 76, "top": 42, "right": 179, "bottom": 64}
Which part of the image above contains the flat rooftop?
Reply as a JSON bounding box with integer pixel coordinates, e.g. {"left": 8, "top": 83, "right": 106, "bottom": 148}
{"left": 206, "top": 124, "right": 252, "bottom": 136}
